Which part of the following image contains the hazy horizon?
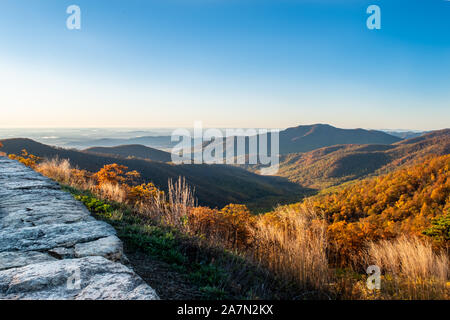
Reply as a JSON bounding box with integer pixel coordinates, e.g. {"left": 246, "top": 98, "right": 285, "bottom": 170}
{"left": 0, "top": 124, "right": 442, "bottom": 132}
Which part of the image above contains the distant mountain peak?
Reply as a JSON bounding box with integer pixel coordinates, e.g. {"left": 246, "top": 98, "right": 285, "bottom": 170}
{"left": 279, "top": 124, "right": 401, "bottom": 154}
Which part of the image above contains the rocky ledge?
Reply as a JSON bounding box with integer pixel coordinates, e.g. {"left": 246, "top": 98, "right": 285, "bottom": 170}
{"left": 0, "top": 157, "right": 159, "bottom": 300}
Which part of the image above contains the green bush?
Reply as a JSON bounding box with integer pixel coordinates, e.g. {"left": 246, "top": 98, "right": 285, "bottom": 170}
{"left": 423, "top": 213, "right": 450, "bottom": 245}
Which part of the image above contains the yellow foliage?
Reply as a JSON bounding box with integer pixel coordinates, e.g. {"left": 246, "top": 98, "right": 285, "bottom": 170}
{"left": 127, "top": 182, "right": 164, "bottom": 206}
{"left": 8, "top": 149, "right": 41, "bottom": 168}
{"left": 93, "top": 163, "right": 140, "bottom": 186}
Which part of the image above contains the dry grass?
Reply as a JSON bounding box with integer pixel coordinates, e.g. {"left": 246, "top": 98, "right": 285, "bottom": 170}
{"left": 137, "top": 177, "right": 196, "bottom": 233}
{"left": 96, "top": 182, "right": 127, "bottom": 203}
{"left": 367, "top": 236, "right": 449, "bottom": 299}
{"left": 166, "top": 177, "right": 196, "bottom": 230}
{"left": 250, "top": 204, "right": 330, "bottom": 294}
{"left": 36, "top": 158, "right": 72, "bottom": 184}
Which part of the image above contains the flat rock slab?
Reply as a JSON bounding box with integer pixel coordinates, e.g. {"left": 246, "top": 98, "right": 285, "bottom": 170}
{"left": 0, "top": 157, "right": 159, "bottom": 300}
{"left": 0, "top": 256, "right": 159, "bottom": 300}
{"left": 0, "top": 251, "right": 57, "bottom": 271}
{"left": 74, "top": 235, "right": 124, "bottom": 262}
{"left": 0, "top": 220, "right": 117, "bottom": 252}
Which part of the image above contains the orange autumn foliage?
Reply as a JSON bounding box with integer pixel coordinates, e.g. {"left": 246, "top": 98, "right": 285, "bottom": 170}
{"left": 218, "top": 204, "right": 255, "bottom": 249}
{"left": 93, "top": 163, "right": 140, "bottom": 186}
{"left": 294, "top": 154, "right": 450, "bottom": 265}
{"left": 8, "top": 149, "right": 41, "bottom": 168}
{"left": 188, "top": 204, "right": 255, "bottom": 250}
{"left": 127, "top": 182, "right": 165, "bottom": 206}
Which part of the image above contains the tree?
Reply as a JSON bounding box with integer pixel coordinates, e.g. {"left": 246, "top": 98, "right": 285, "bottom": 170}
{"left": 93, "top": 164, "right": 140, "bottom": 186}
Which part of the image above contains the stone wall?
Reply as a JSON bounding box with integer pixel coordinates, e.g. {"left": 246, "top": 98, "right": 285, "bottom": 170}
{"left": 0, "top": 157, "right": 159, "bottom": 300}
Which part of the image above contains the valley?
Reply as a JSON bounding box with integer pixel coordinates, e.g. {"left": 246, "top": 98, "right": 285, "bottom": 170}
{"left": 0, "top": 138, "right": 310, "bottom": 211}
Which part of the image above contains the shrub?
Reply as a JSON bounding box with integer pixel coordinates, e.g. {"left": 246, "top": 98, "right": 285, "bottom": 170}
{"left": 93, "top": 163, "right": 140, "bottom": 186}
{"left": 8, "top": 149, "right": 41, "bottom": 168}
{"left": 423, "top": 213, "right": 450, "bottom": 249}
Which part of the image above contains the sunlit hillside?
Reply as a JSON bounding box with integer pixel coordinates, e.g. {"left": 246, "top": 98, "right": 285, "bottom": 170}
{"left": 288, "top": 154, "right": 450, "bottom": 265}
{"left": 271, "top": 129, "right": 450, "bottom": 189}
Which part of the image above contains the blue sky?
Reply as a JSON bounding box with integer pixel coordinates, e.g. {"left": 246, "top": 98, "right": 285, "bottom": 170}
{"left": 0, "top": 0, "right": 449, "bottom": 130}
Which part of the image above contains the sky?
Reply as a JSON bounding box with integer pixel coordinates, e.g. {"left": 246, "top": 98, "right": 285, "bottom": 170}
{"left": 0, "top": 0, "right": 449, "bottom": 130}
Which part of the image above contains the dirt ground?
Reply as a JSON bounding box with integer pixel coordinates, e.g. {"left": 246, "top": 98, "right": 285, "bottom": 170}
{"left": 123, "top": 243, "right": 204, "bottom": 300}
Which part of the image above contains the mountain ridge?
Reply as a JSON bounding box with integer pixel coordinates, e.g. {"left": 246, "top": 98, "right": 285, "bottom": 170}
{"left": 200, "top": 124, "right": 401, "bottom": 158}
{"left": 0, "top": 138, "right": 309, "bottom": 211}
{"left": 84, "top": 144, "right": 172, "bottom": 162}
{"left": 278, "top": 124, "right": 401, "bottom": 154}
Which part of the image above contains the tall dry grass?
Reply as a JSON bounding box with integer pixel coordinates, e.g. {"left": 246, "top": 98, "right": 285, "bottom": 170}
{"left": 96, "top": 182, "right": 127, "bottom": 203}
{"left": 135, "top": 176, "right": 196, "bottom": 231}
{"left": 166, "top": 177, "right": 196, "bottom": 230}
{"left": 36, "top": 158, "right": 72, "bottom": 185}
{"left": 250, "top": 204, "right": 330, "bottom": 294}
{"left": 367, "top": 236, "right": 449, "bottom": 299}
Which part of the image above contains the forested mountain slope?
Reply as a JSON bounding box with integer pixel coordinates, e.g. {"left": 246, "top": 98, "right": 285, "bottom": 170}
{"left": 272, "top": 129, "right": 450, "bottom": 189}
